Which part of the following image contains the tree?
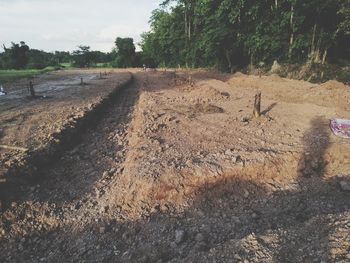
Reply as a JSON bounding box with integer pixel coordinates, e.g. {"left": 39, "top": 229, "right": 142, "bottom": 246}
{"left": 1, "top": 41, "right": 30, "bottom": 69}
{"left": 141, "top": 0, "right": 349, "bottom": 70}
{"left": 72, "top": 46, "right": 94, "bottom": 68}
{"left": 113, "top": 37, "right": 136, "bottom": 68}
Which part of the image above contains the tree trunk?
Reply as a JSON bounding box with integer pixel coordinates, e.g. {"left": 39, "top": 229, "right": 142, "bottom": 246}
{"left": 313, "top": 36, "right": 322, "bottom": 63}
{"left": 184, "top": 9, "right": 188, "bottom": 37}
{"left": 322, "top": 49, "right": 328, "bottom": 64}
{"left": 310, "top": 24, "right": 317, "bottom": 59}
{"left": 288, "top": 4, "right": 294, "bottom": 59}
{"left": 250, "top": 52, "right": 254, "bottom": 69}
{"left": 225, "top": 49, "right": 232, "bottom": 72}
{"left": 288, "top": 33, "right": 294, "bottom": 59}
{"left": 188, "top": 14, "right": 191, "bottom": 40}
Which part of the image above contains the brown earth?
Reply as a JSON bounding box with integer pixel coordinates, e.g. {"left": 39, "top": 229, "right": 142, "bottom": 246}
{"left": 0, "top": 69, "right": 349, "bottom": 262}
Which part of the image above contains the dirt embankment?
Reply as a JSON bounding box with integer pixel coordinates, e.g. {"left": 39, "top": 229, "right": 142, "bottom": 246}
{"left": 0, "top": 70, "right": 349, "bottom": 262}
{"left": 0, "top": 70, "right": 132, "bottom": 185}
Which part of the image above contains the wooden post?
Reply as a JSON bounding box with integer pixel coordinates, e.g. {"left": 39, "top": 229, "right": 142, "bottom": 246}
{"left": 80, "top": 78, "right": 84, "bottom": 85}
{"left": 188, "top": 75, "right": 194, "bottom": 86}
{"left": 100, "top": 72, "right": 102, "bottom": 79}
{"left": 29, "top": 81, "right": 35, "bottom": 97}
{"left": 253, "top": 92, "right": 261, "bottom": 118}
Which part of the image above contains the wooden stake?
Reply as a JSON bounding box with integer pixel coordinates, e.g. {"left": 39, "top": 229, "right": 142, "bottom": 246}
{"left": 80, "top": 78, "right": 84, "bottom": 85}
{"left": 29, "top": 81, "right": 35, "bottom": 97}
{"left": 253, "top": 92, "right": 261, "bottom": 118}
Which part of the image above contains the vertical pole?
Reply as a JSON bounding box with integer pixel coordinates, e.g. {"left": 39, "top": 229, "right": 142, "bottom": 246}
{"left": 253, "top": 92, "right": 261, "bottom": 118}
{"left": 29, "top": 81, "right": 35, "bottom": 97}
{"left": 80, "top": 78, "right": 84, "bottom": 85}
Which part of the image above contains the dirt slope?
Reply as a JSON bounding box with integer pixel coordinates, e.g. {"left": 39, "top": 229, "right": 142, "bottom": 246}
{"left": 0, "top": 70, "right": 349, "bottom": 262}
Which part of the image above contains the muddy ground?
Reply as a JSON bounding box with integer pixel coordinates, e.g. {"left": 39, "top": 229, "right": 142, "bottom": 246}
{"left": 0, "top": 69, "right": 349, "bottom": 262}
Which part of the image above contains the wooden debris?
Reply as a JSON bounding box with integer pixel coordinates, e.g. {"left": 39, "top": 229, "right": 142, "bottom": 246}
{"left": 0, "top": 144, "right": 28, "bottom": 152}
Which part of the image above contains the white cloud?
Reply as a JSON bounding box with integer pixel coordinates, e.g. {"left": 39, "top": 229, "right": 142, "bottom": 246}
{"left": 0, "top": 0, "right": 162, "bottom": 52}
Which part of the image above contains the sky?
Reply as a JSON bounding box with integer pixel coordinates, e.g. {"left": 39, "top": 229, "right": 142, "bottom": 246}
{"left": 0, "top": 0, "right": 163, "bottom": 52}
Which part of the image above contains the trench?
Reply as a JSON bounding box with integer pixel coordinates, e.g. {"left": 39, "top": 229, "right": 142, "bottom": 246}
{"left": 0, "top": 73, "right": 136, "bottom": 206}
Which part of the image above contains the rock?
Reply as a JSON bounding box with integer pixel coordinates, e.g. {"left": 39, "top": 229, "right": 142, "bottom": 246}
{"left": 225, "top": 149, "right": 233, "bottom": 156}
{"left": 270, "top": 60, "right": 281, "bottom": 73}
{"left": 339, "top": 181, "right": 350, "bottom": 191}
{"left": 175, "top": 229, "right": 186, "bottom": 244}
{"left": 232, "top": 155, "right": 241, "bottom": 163}
{"left": 243, "top": 190, "right": 249, "bottom": 198}
{"left": 241, "top": 117, "right": 249, "bottom": 123}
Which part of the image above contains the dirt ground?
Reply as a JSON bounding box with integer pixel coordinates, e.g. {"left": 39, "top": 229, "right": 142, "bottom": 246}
{"left": 0, "top": 69, "right": 131, "bottom": 182}
{"left": 0, "top": 69, "right": 349, "bottom": 262}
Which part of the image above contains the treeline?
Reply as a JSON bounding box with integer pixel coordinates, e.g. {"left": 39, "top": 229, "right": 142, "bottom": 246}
{"left": 141, "top": 0, "right": 350, "bottom": 71}
{"left": 0, "top": 39, "right": 141, "bottom": 70}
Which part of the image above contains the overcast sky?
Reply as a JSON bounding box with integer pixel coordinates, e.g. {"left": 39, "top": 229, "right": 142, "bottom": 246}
{"left": 0, "top": 0, "right": 162, "bottom": 52}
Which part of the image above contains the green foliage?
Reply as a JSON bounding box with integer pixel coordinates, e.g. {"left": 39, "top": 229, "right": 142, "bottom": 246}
{"left": 112, "top": 37, "right": 137, "bottom": 68}
{"left": 0, "top": 42, "right": 115, "bottom": 70}
{"left": 141, "top": 0, "right": 350, "bottom": 71}
{"left": 1, "top": 42, "right": 30, "bottom": 69}
{"left": 72, "top": 46, "right": 94, "bottom": 68}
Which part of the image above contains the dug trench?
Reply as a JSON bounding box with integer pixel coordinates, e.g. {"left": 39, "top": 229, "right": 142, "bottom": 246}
{"left": 0, "top": 72, "right": 134, "bottom": 206}
{"left": 0, "top": 71, "right": 349, "bottom": 262}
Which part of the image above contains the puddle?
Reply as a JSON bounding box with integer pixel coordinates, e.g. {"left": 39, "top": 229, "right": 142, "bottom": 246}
{"left": 0, "top": 74, "right": 98, "bottom": 107}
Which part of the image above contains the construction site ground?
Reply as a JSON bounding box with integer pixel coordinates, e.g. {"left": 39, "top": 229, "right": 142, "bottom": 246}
{"left": 0, "top": 69, "right": 349, "bottom": 262}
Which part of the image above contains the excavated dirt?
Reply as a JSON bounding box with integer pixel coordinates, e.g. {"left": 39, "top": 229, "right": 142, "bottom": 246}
{"left": 0, "top": 69, "right": 131, "bottom": 183}
{"left": 0, "top": 70, "right": 349, "bottom": 262}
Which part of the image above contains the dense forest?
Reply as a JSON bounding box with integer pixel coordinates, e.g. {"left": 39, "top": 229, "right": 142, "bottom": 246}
{"left": 1, "top": 0, "right": 349, "bottom": 72}
{"left": 141, "top": 0, "right": 350, "bottom": 71}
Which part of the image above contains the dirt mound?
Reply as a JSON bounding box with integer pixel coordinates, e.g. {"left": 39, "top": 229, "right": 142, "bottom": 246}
{"left": 187, "top": 83, "right": 229, "bottom": 101}
{"left": 268, "top": 73, "right": 286, "bottom": 81}
{"left": 193, "top": 103, "right": 224, "bottom": 114}
{"left": 232, "top": 71, "right": 247, "bottom": 78}
{"left": 321, "top": 80, "right": 348, "bottom": 89}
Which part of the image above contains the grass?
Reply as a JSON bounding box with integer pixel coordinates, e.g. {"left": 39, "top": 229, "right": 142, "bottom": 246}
{"left": 0, "top": 66, "right": 57, "bottom": 84}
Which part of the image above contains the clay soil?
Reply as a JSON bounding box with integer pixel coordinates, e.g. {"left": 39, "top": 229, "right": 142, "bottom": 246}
{"left": 0, "top": 69, "right": 349, "bottom": 262}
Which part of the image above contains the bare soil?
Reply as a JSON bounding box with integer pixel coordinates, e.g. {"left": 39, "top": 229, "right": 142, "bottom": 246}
{"left": 0, "top": 69, "right": 349, "bottom": 262}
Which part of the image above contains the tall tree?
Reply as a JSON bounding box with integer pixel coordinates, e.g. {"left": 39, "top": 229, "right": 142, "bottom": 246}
{"left": 114, "top": 37, "right": 136, "bottom": 68}
{"left": 72, "top": 46, "right": 93, "bottom": 68}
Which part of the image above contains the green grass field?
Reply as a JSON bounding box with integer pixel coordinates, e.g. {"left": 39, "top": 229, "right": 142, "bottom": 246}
{"left": 0, "top": 67, "right": 58, "bottom": 84}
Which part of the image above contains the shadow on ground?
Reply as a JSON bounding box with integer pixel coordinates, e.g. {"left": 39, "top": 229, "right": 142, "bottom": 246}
{"left": 1, "top": 113, "right": 349, "bottom": 262}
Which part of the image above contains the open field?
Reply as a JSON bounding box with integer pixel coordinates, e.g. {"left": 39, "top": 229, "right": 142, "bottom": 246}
{"left": 0, "top": 69, "right": 349, "bottom": 262}
{"left": 0, "top": 67, "right": 59, "bottom": 84}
